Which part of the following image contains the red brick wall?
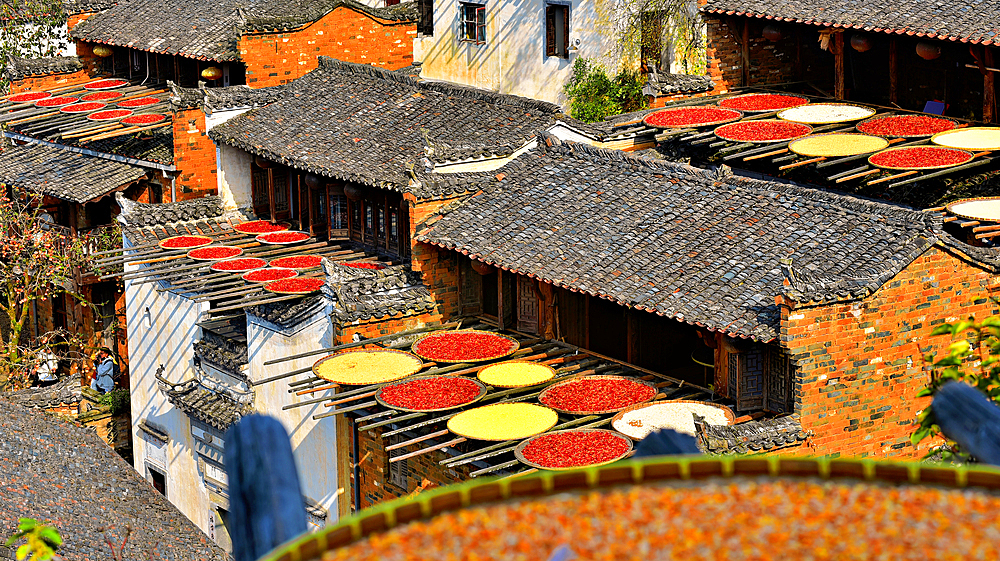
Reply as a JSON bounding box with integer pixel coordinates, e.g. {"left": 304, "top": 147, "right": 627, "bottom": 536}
{"left": 409, "top": 196, "right": 466, "bottom": 322}
{"left": 171, "top": 107, "right": 217, "bottom": 200}
{"left": 334, "top": 311, "right": 444, "bottom": 345}
{"left": 67, "top": 12, "right": 95, "bottom": 30}
{"left": 239, "top": 6, "right": 416, "bottom": 87}
{"left": 783, "top": 246, "right": 1000, "bottom": 459}
{"left": 9, "top": 70, "right": 92, "bottom": 93}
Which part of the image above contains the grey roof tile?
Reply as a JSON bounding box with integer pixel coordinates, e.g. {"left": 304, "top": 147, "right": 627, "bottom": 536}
{"left": 643, "top": 72, "right": 714, "bottom": 97}
{"left": 194, "top": 331, "right": 248, "bottom": 378}
{"left": 161, "top": 378, "right": 252, "bottom": 430}
{"left": 0, "top": 142, "right": 146, "bottom": 203}
{"left": 3, "top": 55, "right": 82, "bottom": 82}
{"left": 117, "top": 192, "right": 226, "bottom": 227}
{"left": 9, "top": 377, "right": 82, "bottom": 409}
{"left": 696, "top": 414, "right": 809, "bottom": 454}
{"left": 169, "top": 80, "right": 289, "bottom": 112}
{"left": 324, "top": 260, "right": 436, "bottom": 323}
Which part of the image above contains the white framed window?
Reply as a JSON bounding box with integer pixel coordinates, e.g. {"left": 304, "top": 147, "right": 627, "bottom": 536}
{"left": 460, "top": 3, "right": 487, "bottom": 44}
{"left": 545, "top": 3, "right": 570, "bottom": 58}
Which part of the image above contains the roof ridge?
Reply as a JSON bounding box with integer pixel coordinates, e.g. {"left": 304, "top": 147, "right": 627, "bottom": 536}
{"left": 316, "top": 56, "right": 420, "bottom": 88}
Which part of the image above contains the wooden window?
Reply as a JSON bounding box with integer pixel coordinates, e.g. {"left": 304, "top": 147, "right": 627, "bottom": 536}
{"left": 329, "top": 194, "right": 348, "bottom": 236}
{"left": 640, "top": 11, "right": 664, "bottom": 71}
{"left": 272, "top": 168, "right": 290, "bottom": 217}
{"left": 460, "top": 3, "right": 486, "bottom": 44}
{"left": 349, "top": 199, "right": 363, "bottom": 242}
{"left": 545, "top": 4, "right": 569, "bottom": 58}
{"left": 149, "top": 467, "right": 166, "bottom": 496}
{"left": 387, "top": 435, "right": 408, "bottom": 490}
{"left": 388, "top": 208, "right": 400, "bottom": 253}
{"left": 251, "top": 168, "right": 269, "bottom": 217}
{"left": 459, "top": 259, "right": 483, "bottom": 316}
{"left": 417, "top": 0, "right": 434, "bottom": 35}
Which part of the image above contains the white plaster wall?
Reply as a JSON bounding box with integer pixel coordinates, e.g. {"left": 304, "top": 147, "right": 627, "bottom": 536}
{"left": 414, "top": 0, "right": 619, "bottom": 107}
{"left": 247, "top": 313, "right": 342, "bottom": 526}
{"left": 216, "top": 144, "right": 253, "bottom": 212}
{"left": 124, "top": 239, "right": 213, "bottom": 535}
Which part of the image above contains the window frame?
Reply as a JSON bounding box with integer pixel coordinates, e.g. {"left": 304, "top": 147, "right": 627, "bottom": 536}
{"left": 544, "top": 2, "right": 570, "bottom": 59}
{"left": 459, "top": 2, "right": 487, "bottom": 45}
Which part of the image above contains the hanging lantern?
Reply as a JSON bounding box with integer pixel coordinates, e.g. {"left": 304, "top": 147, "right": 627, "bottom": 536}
{"left": 328, "top": 182, "right": 345, "bottom": 196}
{"left": 254, "top": 156, "right": 273, "bottom": 169}
{"left": 916, "top": 42, "right": 941, "bottom": 60}
{"left": 762, "top": 25, "right": 783, "bottom": 42}
{"left": 304, "top": 173, "right": 323, "bottom": 190}
{"left": 92, "top": 44, "right": 113, "bottom": 58}
{"left": 201, "top": 66, "right": 223, "bottom": 80}
{"left": 343, "top": 184, "right": 364, "bottom": 200}
{"left": 471, "top": 260, "right": 495, "bottom": 276}
{"left": 850, "top": 34, "right": 872, "bottom": 53}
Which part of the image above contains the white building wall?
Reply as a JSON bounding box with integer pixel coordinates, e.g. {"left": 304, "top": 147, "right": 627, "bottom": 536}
{"left": 216, "top": 143, "right": 253, "bottom": 212}
{"left": 413, "top": 0, "right": 619, "bottom": 107}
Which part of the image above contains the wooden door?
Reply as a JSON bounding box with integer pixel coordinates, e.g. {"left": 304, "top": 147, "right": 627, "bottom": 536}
{"left": 497, "top": 270, "right": 516, "bottom": 330}
{"left": 459, "top": 259, "right": 483, "bottom": 316}
{"left": 516, "top": 277, "right": 538, "bottom": 334}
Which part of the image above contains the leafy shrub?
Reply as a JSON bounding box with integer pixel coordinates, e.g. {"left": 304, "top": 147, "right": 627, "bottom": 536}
{"left": 564, "top": 58, "right": 647, "bottom": 123}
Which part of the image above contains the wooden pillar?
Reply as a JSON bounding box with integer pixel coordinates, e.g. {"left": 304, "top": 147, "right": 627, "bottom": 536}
{"left": 741, "top": 19, "right": 750, "bottom": 87}
{"left": 985, "top": 47, "right": 996, "bottom": 123}
{"left": 267, "top": 168, "right": 276, "bottom": 221}
{"left": 538, "top": 283, "right": 556, "bottom": 340}
{"left": 889, "top": 38, "right": 898, "bottom": 104}
{"left": 834, "top": 32, "right": 846, "bottom": 100}
{"left": 794, "top": 28, "right": 803, "bottom": 80}
{"left": 626, "top": 310, "right": 640, "bottom": 365}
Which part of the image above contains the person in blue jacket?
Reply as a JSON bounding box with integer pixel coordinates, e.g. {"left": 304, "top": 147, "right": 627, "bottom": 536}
{"left": 91, "top": 348, "right": 117, "bottom": 394}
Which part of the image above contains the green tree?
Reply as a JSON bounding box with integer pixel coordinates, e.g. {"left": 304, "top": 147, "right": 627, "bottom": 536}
{"left": 564, "top": 58, "right": 647, "bottom": 123}
{"left": 610, "top": 0, "right": 706, "bottom": 75}
{"left": 5, "top": 518, "right": 62, "bottom": 561}
{"left": 911, "top": 312, "right": 1000, "bottom": 461}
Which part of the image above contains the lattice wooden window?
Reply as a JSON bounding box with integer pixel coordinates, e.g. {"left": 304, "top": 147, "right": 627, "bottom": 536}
{"left": 516, "top": 276, "right": 539, "bottom": 334}
{"left": 765, "top": 346, "right": 794, "bottom": 413}
{"left": 387, "top": 435, "right": 408, "bottom": 490}
{"left": 545, "top": 4, "right": 569, "bottom": 58}
{"left": 459, "top": 259, "right": 483, "bottom": 316}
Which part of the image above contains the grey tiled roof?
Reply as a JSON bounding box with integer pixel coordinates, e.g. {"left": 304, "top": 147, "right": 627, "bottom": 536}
{"left": 700, "top": 0, "right": 1000, "bottom": 45}
{"left": 209, "top": 57, "right": 567, "bottom": 195}
{"left": 117, "top": 192, "right": 226, "bottom": 227}
{"left": 63, "top": 0, "right": 116, "bottom": 14}
{"left": 170, "top": 81, "right": 289, "bottom": 112}
{"left": 0, "top": 142, "right": 146, "bottom": 203}
{"left": 3, "top": 55, "right": 82, "bottom": 82}
{"left": 0, "top": 398, "right": 228, "bottom": 561}
{"left": 161, "top": 378, "right": 252, "bottom": 430}
{"left": 8, "top": 114, "right": 174, "bottom": 166}
{"left": 246, "top": 294, "right": 327, "bottom": 328}
{"left": 643, "top": 72, "right": 714, "bottom": 97}
{"left": 9, "top": 377, "right": 82, "bottom": 409}
{"left": 71, "top": 0, "right": 416, "bottom": 61}
{"left": 696, "top": 414, "right": 809, "bottom": 454}
{"left": 194, "top": 331, "right": 248, "bottom": 378}
{"left": 324, "top": 260, "right": 436, "bottom": 323}
{"left": 415, "top": 134, "right": 976, "bottom": 341}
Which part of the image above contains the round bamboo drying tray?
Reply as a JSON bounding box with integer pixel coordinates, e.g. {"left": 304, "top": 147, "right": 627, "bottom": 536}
{"left": 234, "top": 220, "right": 291, "bottom": 235}
{"left": 446, "top": 402, "right": 558, "bottom": 441}
{"left": 855, "top": 114, "right": 957, "bottom": 138}
{"left": 255, "top": 231, "right": 310, "bottom": 245}
{"left": 185, "top": 246, "right": 244, "bottom": 261}
{"left": 477, "top": 361, "right": 556, "bottom": 388}
{"left": 867, "top": 146, "right": 974, "bottom": 171}
{"left": 713, "top": 119, "right": 812, "bottom": 144}
{"left": 411, "top": 329, "right": 520, "bottom": 363}
{"left": 788, "top": 133, "right": 889, "bottom": 157}
{"left": 312, "top": 348, "right": 423, "bottom": 385}
{"left": 946, "top": 197, "right": 1000, "bottom": 222}
{"left": 931, "top": 127, "right": 1000, "bottom": 151}
{"left": 375, "top": 375, "right": 488, "bottom": 412}
{"left": 538, "top": 375, "right": 657, "bottom": 415}
{"left": 514, "top": 428, "right": 634, "bottom": 471}
{"left": 642, "top": 105, "right": 743, "bottom": 129}
{"left": 209, "top": 257, "right": 267, "bottom": 273}
{"left": 264, "top": 277, "right": 325, "bottom": 295}
{"left": 717, "top": 92, "right": 809, "bottom": 113}
{"left": 777, "top": 103, "right": 876, "bottom": 124}
{"left": 260, "top": 456, "right": 1000, "bottom": 561}
{"left": 157, "top": 235, "right": 212, "bottom": 250}
{"left": 610, "top": 400, "right": 736, "bottom": 440}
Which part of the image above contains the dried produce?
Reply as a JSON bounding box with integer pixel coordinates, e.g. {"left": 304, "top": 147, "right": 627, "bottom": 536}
{"left": 787, "top": 133, "right": 889, "bottom": 157}
{"left": 81, "top": 91, "right": 123, "bottom": 102}
{"left": 269, "top": 255, "right": 323, "bottom": 270}
{"left": 35, "top": 96, "right": 78, "bottom": 108}
{"left": 84, "top": 79, "right": 128, "bottom": 90}
{"left": 61, "top": 102, "right": 107, "bottom": 113}
{"left": 264, "top": 277, "right": 325, "bottom": 294}
{"left": 868, "top": 146, "right": 973, "bottom": 170}
{"left": 312, "top": 349, "right": 423, "bottom": 385}
{"left": 946, "top": 197, "right": 1000, "bottom": 222}
{"left": 378, "top": 376, "right": 485, "bottom": 411}
{"left": 713, "top": 120, "right": 812, "bottom": 143}
{"left": 186, "top": 246, "right": 243, "bottom": 261}
{"left": 612, "top": 401, "right": 733, "bottom": 439}
{"left": 855, "top": 114, "right": 955, "bottom": 137}
{"left": 777, "top": 103, "right": 875, "bottom": 124}
{"left": 718, "top": 93, "right": 809, "bottom": 112}
{"left": 158, "top": 235, "right": 212, "bottom": 249}
{"left": 234, "top": 220, "right": 290, "bottom": 234}
{"left": 87, "top": 109, "right": 133, "bottom": 121}
{"left": 411, "top": 330, "right": 519, "bottom": 363}
{"left": 7, "top": 92, "right": 50, "bottom": 103}
{"left": 539, "top": 376, "right": 656, "bottom": 415}
{"left": 643, "top": 106, "right": 742, "bottom": 128}
{"left": 477, "top": 361, "right": 555, "bottom": 387}
{"left": 242, "top": 268, "right": 299, "bottom": 283}
{"left": 343, "top": 262, "right": 386, "bottom": 270}
{"left": 209, "top": 258, "right": 267, "bottom": 272}
{"left": 121, "top": 114, "right": 166, "bottom": 125}
{"left": 447, "top": 402, "right": 557, "bottom": 440}
{"left": 118, "top": 97, "right": 160, "bottom": 108}
{"left": 517, "top": 429, "right": 631, "bottom": 469}
{"left": 256, "top": 231, "right": 310, "bottom": 244}
{"left": 931, "top": 127, "right": 1000, "bottom": 150}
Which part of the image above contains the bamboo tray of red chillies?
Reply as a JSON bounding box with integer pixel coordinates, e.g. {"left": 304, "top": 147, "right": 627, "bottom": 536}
{"left": 538, "top": 375, "right": 658, "bottom": 415}
{"left": 514, "top": 428, "right": 633, "bottom": 471}
{"left": 410, "top": 330, "right": 520, "bottom": 363}
{"left": 375, "top": 375, "right": 488, "bottom": 412}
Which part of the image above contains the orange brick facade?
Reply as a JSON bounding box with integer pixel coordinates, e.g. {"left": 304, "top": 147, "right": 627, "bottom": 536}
{"left": 239, "top": 7, "right": 416, "bottom": 88}
{"left": 783, "top": 245, "right": 1000, "bottom": 459}
{"left": 171, "top": 107, "right": 217, "bottom": 201}
{"left": 9, "top": 70, "right": 91, "bottom": 94}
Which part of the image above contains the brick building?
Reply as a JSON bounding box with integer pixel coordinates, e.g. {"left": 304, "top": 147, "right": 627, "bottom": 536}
{"left": 698, "top": 0, "right": 1000, "bottom": 122}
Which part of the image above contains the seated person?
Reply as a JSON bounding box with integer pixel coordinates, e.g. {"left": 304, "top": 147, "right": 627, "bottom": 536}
{"left": 90, "top": 348, "right": 117, "bottom": 394}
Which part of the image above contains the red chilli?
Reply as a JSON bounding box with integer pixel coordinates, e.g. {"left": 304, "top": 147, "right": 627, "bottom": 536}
{"left": 379, "top": 377, "right": 482, "bottom": 410}
{"left": 540, "top": 378, "right": 655, "bottom": 414}
{"left": 257, "top": 231, "right": 309, "bottom": 243}
{"left": 243, "top": 268, "right": 299, "bottom": 283}
{"left": 35, "top": 96, "right": 78, "bottom": 108}
{"left": 88, "top": 109, "right": 133, "bottom": 121}
{"left": 121, "top": 114, "right": 166, "bottom": 126}
{"left": 160, "top": 236, "right": 211, "bottom": 249}
{"left": 81, "top": 91, "right": 123, "bottom": 101}
{"left": 84, "top": 79, "right": 128, "bottom": 90}
{"left": 869, "top": 147, "right": 972, "bottom": 169}
{"left": 187, "top": 246, "right": 243, "bottom": 260}
{"left": 269, "top": 255, "right": 323, "bottom": 269}
{"left": 210, "top": 258, "right": 268, "bottom": 272}
{"left": 856, "top": 115, "right": 956, "bottom": 137}
{"left": 413, "top": 332, "right": 517, "bottom": 362}
{"left": 720, "top": 94, "right": 809, "bottom": 112}
{"left": 235, "top": 220, "right": 290, "bottom": 234}
{"left": 521, "top": 431, "right": 630, "bottom": 468}
{"left": 118, "top": 97, "right": 160, "bottom": 108}
{"left": 264, "top": 277, "right": 325, "bottom": 293}
{"left": 8, "top": 92, "right": 50, "bottom": 103}
{"left": 715, "top": 120, "right": 812, "bottom": 142}
{"left": 644, "top": 106, "right": 742, "bottom": 128}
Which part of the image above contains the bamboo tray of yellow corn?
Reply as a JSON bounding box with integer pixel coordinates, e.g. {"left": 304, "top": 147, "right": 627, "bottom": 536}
{"left": 788, "top": 133, "right": 889, "bottom": 157}
{"left": 477, "top": 361, "right": 556, "bottom": 388}
{"left": 447, "top": 402, "right": 558, "bottom": 441}
{"left": 312, "top": 348, "right": 423, "bottom": 385}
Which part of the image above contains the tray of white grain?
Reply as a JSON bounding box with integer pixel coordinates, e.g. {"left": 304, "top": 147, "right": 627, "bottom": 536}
{"left": 611, "top": 400, "right": 736, "bottom": 440}
{"left": 776, "top": 103, "right": 876, "bottom": 124}
{"left": 931, "top": 127, "right": 1000, "bottom": 151}
{"left": 946, "top": 197, "right": 1000, "bottom": 222}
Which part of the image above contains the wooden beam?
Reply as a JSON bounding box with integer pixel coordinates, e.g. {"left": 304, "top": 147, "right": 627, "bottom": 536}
{"left": 889, "top": 38, "right": 898, "bottom": 104}
{"left": 626, "top": 310, "right": 640, "bottom": 365}
{"left": 741, "top": 19, "right": 750, "bottom": 87}
{"left": 986, "top": 47, "right": 996, "bottom": 123}
{"left": 834, "top": 32, "right": 846, "bottom": 100}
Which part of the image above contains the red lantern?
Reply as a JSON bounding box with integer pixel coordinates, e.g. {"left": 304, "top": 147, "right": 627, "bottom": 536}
{"left": 916, "top": 42, "right": 941, "bottom": 60}
{"left": 254, "top": 156, "right": 273, "bottom": 169}
{"left": 471, "top": 260, "right": 494, "bottom": 276}
{"left": 850, "top": 34, "right": 872, "bottom": 53}
{"left": 762, "top": 25, "right": 783, "bottom": 42}
{"left": 304, "top": 173, "right": 323, "bottom": 190}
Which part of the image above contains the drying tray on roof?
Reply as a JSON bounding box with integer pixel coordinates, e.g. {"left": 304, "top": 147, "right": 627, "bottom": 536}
{"left": 777, "top": 103, "right": 876, "bottom": 124}
{"left": 312, "top": 348, "right": 424, "bottom": 385}
{"left": 931, "top": 127, "right": 1000, "bottom": 151}
{"left": 946, "top": 197, "right": 1000, "bottom": 222}
{"left": 787, "top": 133, "right": 889, "bottom": 157}
{"left": 375, "top": 375, "right": 488, "bottom": 413}
{"left": 513, "top": 428, "right": 634, "bottom": 471}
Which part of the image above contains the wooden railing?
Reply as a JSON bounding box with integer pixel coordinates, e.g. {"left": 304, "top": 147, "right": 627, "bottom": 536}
{"left": 43, "top": 222, "right": 123, "bottom": 277}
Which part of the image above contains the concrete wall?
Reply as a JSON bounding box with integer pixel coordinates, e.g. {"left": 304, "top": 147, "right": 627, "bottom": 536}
{"left": 216, "top": 143, "right": 253, "bottom": 212}
{"left": 246, "top": 312, "right": 343, "bottom": 524}
{"left": 413, "top": 0, "right": 618, "bottom": 107}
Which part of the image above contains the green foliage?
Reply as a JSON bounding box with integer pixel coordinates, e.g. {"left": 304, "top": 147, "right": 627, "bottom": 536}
{"left": 0, "top": 0, "right": 69, "bottom": 90}
{"left": 563, "top": 58, "right": 647, "bottom": 123}
{"left": 99, "top": 387, "right": 130, "bottom": 415}
{"left": 5, "top": 518, "right": 61, "bottom": 561}
{"left": 912, "top": 312, "right": 1000, "bottom": 461}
